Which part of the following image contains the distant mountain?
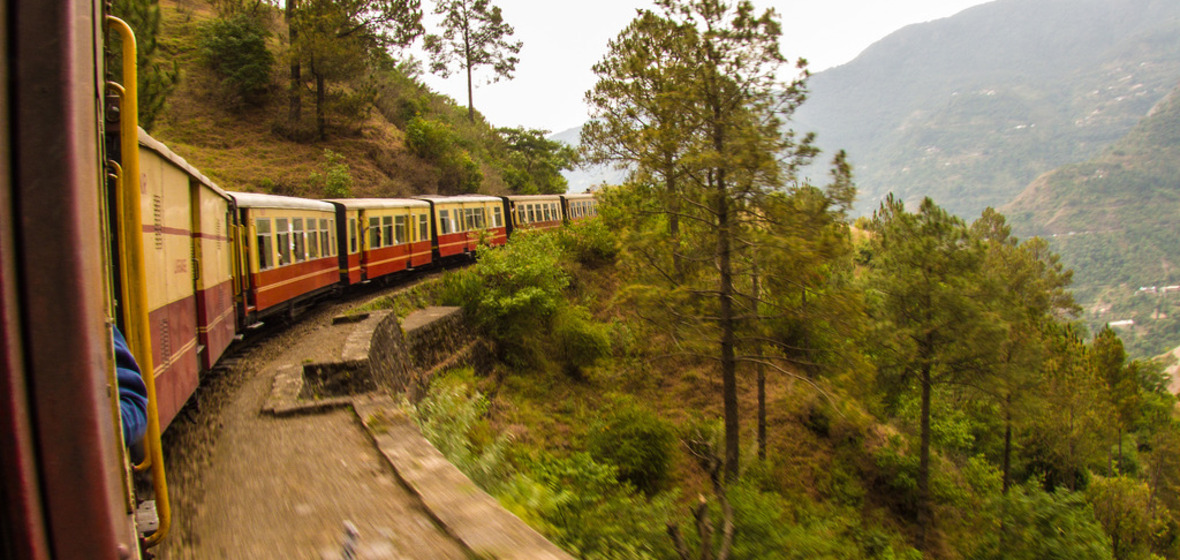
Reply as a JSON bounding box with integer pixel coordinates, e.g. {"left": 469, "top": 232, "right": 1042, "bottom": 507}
{"left": 1003, "top": 83, "right": 1180, "bottom": 356}
{"left": 793, "top": 0, "right": 1180, "bottom": 218}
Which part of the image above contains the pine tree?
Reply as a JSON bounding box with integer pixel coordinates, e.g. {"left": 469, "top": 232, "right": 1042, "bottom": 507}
{"left": 423, "top": 0, "right": 521, "bottom": 123}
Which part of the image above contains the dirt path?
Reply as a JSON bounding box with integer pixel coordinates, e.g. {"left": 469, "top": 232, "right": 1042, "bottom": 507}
{"left": 159, "top": 299, "right": 470, "bottom": 559}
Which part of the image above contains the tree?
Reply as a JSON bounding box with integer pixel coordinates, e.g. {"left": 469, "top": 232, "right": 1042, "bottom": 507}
{"left": 865, "top": 195, "right": 1003, "bottom": 549}
{"left": 583, "top": 9, "right": 696, "bottom": 278}
{"left": 586, "top": 0, "right": 818, "bottom": 484}
{"left": 497, "top": 128, "right": 576, "bottom": 194}
{"left": 968, "top": 209, "right": 1077, "bottom": 494}
{"left": 111, "top": 0, "right": 180, "bottom": 131}
{"left": 1091, "top": 326, "right": 1140, "bottom": 475}
{"left": 199, "top": 14, "right": 275, "bottom": 107}
{"left": 424, "top": 0, "right": 521, "bottom": 123}
{"left": 286, "top": 0, "right": 423, "bottom": 137}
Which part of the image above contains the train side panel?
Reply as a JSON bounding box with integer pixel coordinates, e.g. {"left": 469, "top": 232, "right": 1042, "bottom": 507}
{"left": 422, "top": 196, "right": 507, "bottom": 257}
{"left": 506, "top": 195, "right": 564, "bottom": 232}
{"left": 237, "top": 198, "right": 339, "bottom": 318}
{"left": 140, "top": 148, "right": 200, "bottom": 429}
{"left": 192, "top": 184, "right": 235, "bottom": 370}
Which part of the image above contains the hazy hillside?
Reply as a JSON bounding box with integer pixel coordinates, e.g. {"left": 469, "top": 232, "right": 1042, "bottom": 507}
{"left": 793, "top": 0, "right": 1180, "bottom": 218}
{"left": 1003, "top": 82, "right": 1180, "bottom": 356}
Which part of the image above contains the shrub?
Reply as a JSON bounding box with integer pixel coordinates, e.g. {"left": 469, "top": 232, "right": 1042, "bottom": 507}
{"left": 588, "top": 399, "right": 675, "bottom": 495}
{"left": 410, "top": 371, "right": 513, "bottom": 493}
{"left": 442, "top": 149, "right": 483, "bottom": 193}
{"left": 559, "top": 219, "right": 619, "bottom": 268}
{"left": 518, "top": 452, "right": 676, "bottom": 560}
{"left": 438, "top": 231, "right": 569, "bottom": 365}
{"left": 406, "top": 116, "right": 456, "bottom": 160}
{"left": 552, "top": 307, "right": 611, "bottom": 379}
{"left": 307, "top": 150, "right": 353, "bottom": 198}
{"left": 197, "top": 14, "right": 273, "bottom": 107}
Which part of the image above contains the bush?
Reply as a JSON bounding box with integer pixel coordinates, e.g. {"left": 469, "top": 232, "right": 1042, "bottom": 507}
{"left": 197, "top": 14, "right": 273, "bottom": 107}
{"left": 410, "top": 371, "right": 513, "bottom": 493}
{"left": 406, "top": 116, "right": 456, "bottom": 160}
{"left": 307, "top": 150, "right": 353, "bottom": 198}
{"left": 559, "top": 219, "right": 619, "bottom": 268}
{"left": 588, "top": 399, "right": 675, "bottom": 495}
{"left": 514, "top": 452, "right": 676, "bottom": 560}
{"left": 442, "top": 149, "right": 483, "bottom": 193}
{"left": 553, "top": 307, "right": 612, "bottom": 379}
{"left": 438, "top": 231, "right": 569, "bottom": 365}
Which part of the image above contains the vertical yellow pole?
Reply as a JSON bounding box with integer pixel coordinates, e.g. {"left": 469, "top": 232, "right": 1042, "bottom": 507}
{"left": 106, "top": 16, "right": 171, "bottom": 548}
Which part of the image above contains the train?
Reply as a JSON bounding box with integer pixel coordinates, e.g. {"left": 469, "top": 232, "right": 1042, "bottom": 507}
{"left": 141, "top": 134, "right": 596, "bottom": 429}
{"left": 0, "top": 2, "right": 596, "bottom": 558}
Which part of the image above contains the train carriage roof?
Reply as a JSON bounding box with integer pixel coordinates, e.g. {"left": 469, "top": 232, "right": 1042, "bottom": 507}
{"left": 414, "top": 195, "right": 503, "bottom": 205}
{"left": 229, "top": 191, "right": 335, "bottom": 212}
{"left": 324, "top": 198, "right": 430, "bottom": 210}
{"left": 138, "top": 128, "right": 232, "bottom": 201}
{"left": 560, "top": 192, "right": 596, "bottom": 201}
{"left": 503, "top": 194, "right": 562, "bottom": 202}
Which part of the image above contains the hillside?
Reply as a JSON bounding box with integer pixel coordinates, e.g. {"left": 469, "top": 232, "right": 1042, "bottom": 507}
{"left": 1004, "top": 82, "right": 1180, "bottom": 356}
{"left": 144, "top": 1, "right": 567, "bottom": 200}
{"left": 792, "top": 0, "right": 1180, "bottom": 218}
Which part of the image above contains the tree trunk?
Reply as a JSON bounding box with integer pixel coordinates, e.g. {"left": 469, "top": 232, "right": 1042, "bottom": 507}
{"left": 717, "top": 170, "right": 739, "bottom": 483}
{"left": 665, "top": 154, "right": 682, "bottom": 281}
{"left": 753, "top": 259, "right": 765, "bottom": 461}
{"left": 1002, "top": 394, "right": 1012, "bottom": 495}
{"left": 286, "top": 0, "right": 301, "bottom": 126}
{"left": 315, "top": 65, "right": 326, "bottom": 139}
{"left": 463, "top": 19, "right": 475, "bottom": 122}
{"left": 917, "top": 357, "right": 933, "bottom": 550}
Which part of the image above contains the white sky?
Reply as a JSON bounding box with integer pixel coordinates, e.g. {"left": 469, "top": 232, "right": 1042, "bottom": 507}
{"left": 414, "top": 0, "right": 995, "bottom": 134}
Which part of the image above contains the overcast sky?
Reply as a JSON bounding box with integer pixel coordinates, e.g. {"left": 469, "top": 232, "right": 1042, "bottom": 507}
{"left": 414, "top": 0, "right": 995, "bottom": 134}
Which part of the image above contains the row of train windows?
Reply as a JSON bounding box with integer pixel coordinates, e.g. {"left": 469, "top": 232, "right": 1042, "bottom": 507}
{"left": 255, "top": 217, "right": 337, "bottom": 270}
{"left": 569, "top": 200, "right": 598, "bottom": 219}
{"left": 517, "top": 202, "right": 561, "bottom": 224}
{"left": 364, "top": 214, "right": 430, "bottom": 249}
{"left": 438, "top": 206, "right": 503, "bottom": 235}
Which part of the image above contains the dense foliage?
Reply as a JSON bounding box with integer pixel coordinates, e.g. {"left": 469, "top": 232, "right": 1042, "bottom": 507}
{"left": 415, "top": 2, "right": 1180, "bottom": 557}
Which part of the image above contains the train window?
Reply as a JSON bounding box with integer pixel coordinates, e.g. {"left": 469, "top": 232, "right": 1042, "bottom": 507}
{"left": 328, "top": 219, "right": 337, "bottom": 256}
{"left": 320, "top": 219, "right": 331, "bottom": 257}
{"left": 394, "top": 215, "right": 407, "bottom": 245}
{"left": 544, "top": 204, "right": 553, "bottom": 222}
{"left": 276, "top": 218, "right": 291, "bottom": 266}
{"left": 527, "top": 205, "right": 536, "bottom": 223}
{"left": 382, "top": 216, "right": 393, "bottom": 248}
{"left": 256, "top": 218, "right": 273, "bottom": 270}
{"left": 348, "top": 218, "right": 357, "bottom": 253}
{"left": 308, "top": 219, "right": 320, "bottom": 258}
{"left": 439, "top": 210, "right": 451, "bottom": 235}
{"left": 369, "top": 216, "right": 381, "bottom": 248}
{"left": 418, "top": 214, "right": 429, "bottom": 241}
{"left": 293, "top": 218, "right": 306, "bottom": 262}
{"left": 493, "top": 206, "right": 503, "bottom": 228}
{"left": 462, "top": 208, "right": 472, "bottom": 230}
{"left": 474, "top": 207, "right": 485, "bottom": 228}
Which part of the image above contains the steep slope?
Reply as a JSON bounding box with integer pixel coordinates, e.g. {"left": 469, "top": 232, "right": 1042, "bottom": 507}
{"left": 1004, "top": 83, "right": 1180, "bottom": 355}
{"left": 794, "top": 0, "right": 1180, "bottom": 217}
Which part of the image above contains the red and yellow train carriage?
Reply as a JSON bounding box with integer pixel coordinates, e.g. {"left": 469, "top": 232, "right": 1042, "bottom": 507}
{"left": 138, "top": 130, "right": 235, "bottom": 429}
{"left": 327, "top": 198, "right": 433, "bottom": 285}
{"left": 504, "top": 194, "right": 565, "bottom": 232}
{"left": 560, "top": 192, "right": 599, "bottom": 223}
{"left": 417, "top": 195, "right": 507, "bottom": 257}
{"left": 233, "top": 192, "right": 339, "bottom": 324}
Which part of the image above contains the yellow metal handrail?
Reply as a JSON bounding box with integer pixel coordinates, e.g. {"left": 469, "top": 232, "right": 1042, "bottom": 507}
{"left": 107, "top": 15, "right": 171, "bottom": 548}
{"left": 103, "top": 159, "right": 136, "bottom": 513}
